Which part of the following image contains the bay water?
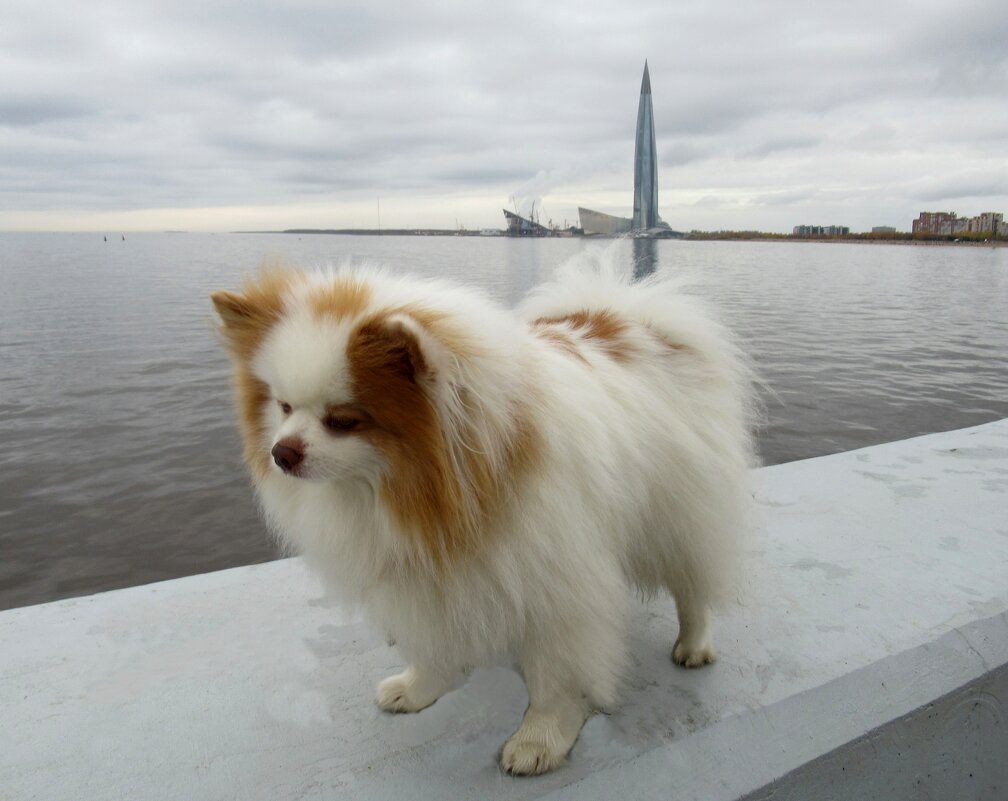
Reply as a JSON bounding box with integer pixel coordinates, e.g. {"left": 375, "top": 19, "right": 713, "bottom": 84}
{"left": 1, "top": 232, "right": 1006, "bottom": 609}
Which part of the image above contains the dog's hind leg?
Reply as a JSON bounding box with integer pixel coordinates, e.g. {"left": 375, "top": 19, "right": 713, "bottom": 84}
{"left": 670, "top": 584, "right": 717, "bottom": 668}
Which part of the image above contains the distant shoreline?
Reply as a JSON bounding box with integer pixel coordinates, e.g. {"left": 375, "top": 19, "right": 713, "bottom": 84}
{"left": 230, "top": 229, "right": 1007, "bottom": 247}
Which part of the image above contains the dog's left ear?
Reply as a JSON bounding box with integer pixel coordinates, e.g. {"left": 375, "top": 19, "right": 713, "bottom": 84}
{"left": 352, "top": 312, "right": 449, "bottom": 385}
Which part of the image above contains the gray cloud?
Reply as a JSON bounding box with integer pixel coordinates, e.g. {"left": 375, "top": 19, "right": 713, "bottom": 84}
{"left": 1, "top": 0, "right": 1006, "bottom": 231}
{"left": 917, "top": 173, "right": 1008, "bottom": 203}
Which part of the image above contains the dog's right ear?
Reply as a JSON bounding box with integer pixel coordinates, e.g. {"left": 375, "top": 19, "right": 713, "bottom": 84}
{"left": 211, "top": 269, "right": 296, "bottom": 356}
{"left": 211, "top": 291, "right": 254, "bottom": 328}
{"left": 211, "top": 289, "right": 283, "bottom": 357}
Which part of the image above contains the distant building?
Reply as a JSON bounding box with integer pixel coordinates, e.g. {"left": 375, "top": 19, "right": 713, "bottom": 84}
{"left": 579, "top": 207, "right": 633, "bottom": 236}
{"left": 912, "top": 211, "right": 956, "bottom": 236}
{"left": 938, "top": 218, "right": 969, "bottom": 237}
{"left": 913, "top": 211, "right": 1005, "bottom": 237}
{"left": 502, "top": 208, "right": 550, "bottom": 237}
{"left": 793, "top": 225, "right": 850, "bottom": 237}
{"left": 871, "top": 226, "right": 897, "bottom": 233}
{"left": 632, "top": 61, "right": 659, "bottom": 231}
{"left": 970, "top": 212, "right": 1003, "bottom": 235}
{"left": 578, "top": 61, "right": 675, "bottom": 237}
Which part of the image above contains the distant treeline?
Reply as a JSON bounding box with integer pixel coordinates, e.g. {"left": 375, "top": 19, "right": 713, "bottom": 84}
{"left": 687, "top": 230, "right": 789, "bottom": 240}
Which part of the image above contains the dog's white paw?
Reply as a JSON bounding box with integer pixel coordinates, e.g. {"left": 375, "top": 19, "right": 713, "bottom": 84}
{"left": 500, "top": 730, "right": 567, "bottom": 776}
{"left": 375, "top": 669, "right": 440, "bottom": 713}
{"left": 672, "top": 636, "right": 717, "bottom": 668}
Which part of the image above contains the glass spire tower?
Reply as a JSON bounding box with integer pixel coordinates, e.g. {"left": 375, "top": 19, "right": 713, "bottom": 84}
{"left": 632, "top": 61, "right": 659, "bottom": 231}
{"left": 576, "top": 62, "right": 674, "bottom": 237}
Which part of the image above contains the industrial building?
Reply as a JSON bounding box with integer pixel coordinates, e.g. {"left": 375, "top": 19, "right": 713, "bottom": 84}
{"left": 502, "top": 208, "right": 551, "bottom": 237}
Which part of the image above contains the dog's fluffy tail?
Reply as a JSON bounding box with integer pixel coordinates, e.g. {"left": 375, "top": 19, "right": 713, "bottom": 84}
{"left": 520, "top": 245, "right": 756, "bottom": 425}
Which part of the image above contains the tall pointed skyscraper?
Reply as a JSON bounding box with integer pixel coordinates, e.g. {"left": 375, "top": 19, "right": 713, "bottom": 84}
{"left": 576, "top": 61, "right": 677, "bottom": 237}
{"left": 632, "top": 61, "right": 659, "bottom": 231}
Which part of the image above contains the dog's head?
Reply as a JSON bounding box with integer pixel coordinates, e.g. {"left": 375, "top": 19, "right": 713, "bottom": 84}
{"left": 212, "top": 270, "right": 450, "bottom": 484}
{"left": 211, "top": 268, "right": 530, "bottom": 559}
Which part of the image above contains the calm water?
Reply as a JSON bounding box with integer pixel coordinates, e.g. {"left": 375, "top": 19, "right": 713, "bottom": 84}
{"left": 1, "top": 233, "right": 1006, "bottom": 610}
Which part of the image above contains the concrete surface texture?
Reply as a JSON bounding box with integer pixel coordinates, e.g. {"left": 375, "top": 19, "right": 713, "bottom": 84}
{"left": 2, "top": 420, "right": 1007, "bottom": 801}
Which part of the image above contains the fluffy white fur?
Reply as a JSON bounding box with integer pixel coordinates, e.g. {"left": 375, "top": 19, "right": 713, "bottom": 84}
{"left": 217, "top": 250, "right": 757, "bottom": 775}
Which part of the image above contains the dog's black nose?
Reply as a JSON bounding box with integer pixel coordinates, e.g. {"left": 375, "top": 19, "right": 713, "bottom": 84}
{"left": 272, "top": 440, "right": 305, "bottom": 474}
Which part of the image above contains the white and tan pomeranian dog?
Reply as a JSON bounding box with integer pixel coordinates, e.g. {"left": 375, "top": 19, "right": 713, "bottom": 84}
{"left": 212, "top": 252, "right": 756, "bottom": 775}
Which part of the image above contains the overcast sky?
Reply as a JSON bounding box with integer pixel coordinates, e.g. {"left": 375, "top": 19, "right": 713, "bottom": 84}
{"left": 2, "top": 0, "right": 1006, "bottom": 233}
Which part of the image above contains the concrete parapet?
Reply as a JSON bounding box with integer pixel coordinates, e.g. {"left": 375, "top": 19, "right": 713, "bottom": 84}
{"left": 3, "top": 421, "right": 1007, "bottom": 800}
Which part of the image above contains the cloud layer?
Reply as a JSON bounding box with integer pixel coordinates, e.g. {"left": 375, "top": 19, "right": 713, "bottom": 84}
{"left": 2, "top": 0, "right": 1006, "bottom": 231}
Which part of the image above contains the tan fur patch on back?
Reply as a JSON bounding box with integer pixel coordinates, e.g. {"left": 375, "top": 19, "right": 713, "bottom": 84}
{"left": 532, "top": 309, "right": 635, "bottom": 362}
{"left": 648, "top": 329, "right": 688, "bottom": 352}
{"left": 531, "top": 326, "right": 589, "bottom": 363}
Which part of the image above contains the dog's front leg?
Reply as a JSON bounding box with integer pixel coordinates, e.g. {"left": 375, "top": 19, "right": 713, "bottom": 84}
{"left": 501, "top": 637, "right": 599, "bottom": 776}
{"left": 501, "top": 686, "right": 591, "bottom": 775}
{"left": 376, "top": 664, "right": 455, "bottom": 713}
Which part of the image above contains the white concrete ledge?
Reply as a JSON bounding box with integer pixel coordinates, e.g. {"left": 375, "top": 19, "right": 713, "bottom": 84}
{"left": 3, "top": 421, "right": 1007, "bottom": 800}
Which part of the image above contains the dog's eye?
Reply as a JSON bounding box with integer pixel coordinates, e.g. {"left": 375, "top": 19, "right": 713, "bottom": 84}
{"left": 278, "top": 401, "right": 292, "bottom": 415}
{"left": 324, "top": 416, "right": 359, "bottom": 433}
